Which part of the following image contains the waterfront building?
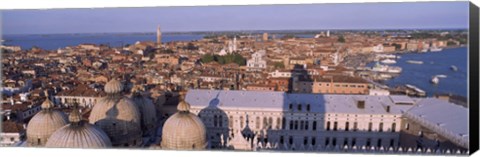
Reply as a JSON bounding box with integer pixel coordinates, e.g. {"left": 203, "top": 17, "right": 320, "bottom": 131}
{"left": 185, "top": 89, "right": 468, "bottom": 152}
{"left": 263, "top": 33, "right": 269, "bottom": 41}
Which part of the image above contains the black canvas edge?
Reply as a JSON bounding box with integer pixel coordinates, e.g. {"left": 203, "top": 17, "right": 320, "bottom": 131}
{"left": 469, "top": 1, "right": 479, "bottom": 155}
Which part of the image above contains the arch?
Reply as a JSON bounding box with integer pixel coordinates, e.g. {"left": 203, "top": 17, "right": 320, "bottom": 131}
{"left": 326, "top": 121, "right": 331, "bottom": 131}
{"left": 297, "top": 104, "right": 302, "bottom": 111}
{"left": 379, "top": 122, "right": 383, "bottom": 132}
{"left": 333, "top": 121, "right": 338, "bottom": 131}
{"left": 256, "top": 116, "right": 260, "bottom": 129}
{"left": 345, "top": 122, "right": 350, "bottom": 131}
{"left": 391, "top": 123, "right": 396, "bottom": 132}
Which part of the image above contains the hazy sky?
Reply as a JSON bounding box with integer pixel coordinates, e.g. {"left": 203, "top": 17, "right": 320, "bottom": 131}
{"left": 1, "top": 2, "right": 469, "bottom": 34}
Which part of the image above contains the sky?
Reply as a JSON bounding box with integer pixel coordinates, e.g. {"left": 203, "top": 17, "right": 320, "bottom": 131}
{"left": 1, "top": 2, "right": 469, "bottom": 35}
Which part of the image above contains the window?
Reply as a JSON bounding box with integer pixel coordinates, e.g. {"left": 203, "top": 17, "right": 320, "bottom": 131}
{"left": 343, "top": 138, "right": 348, "bottom": 146}
{"left": 289, "top": 104, "right": 293, "bottom": 110}
{"left": 405, "top": 123, "right": 410, "bottom": 130}
{"left": 345, "top": 122, "right": 349, "bottom": 131}
{"left": 304, "top": 137, "right": 308, "bottom": 145}
{"left": 219, "top": 115, "right": 223, "bottom": 127}
{"left": 229, "top": 116, "right": 233, "bottom": 128}
{"left": 306, "top": 104, "right": 311, "bottom": 112}
{"left": 332, "top": 138, "right": 337, "bottom": 146}
{"left": 298, "top": 104, "right": 302, "bottom": 111}
{"left": 313, "top": 121, "right": 317, "bottom": 131}
{"left": 352, "top": 138, "right": 356, "bottom": 146}
{"left": 391, "top": 123, "right": 396, "bottom": 132}
{"left": 268, "top": 117, "right": 273, "bottom": 129}
{"left": 312, "top": 137, "right": 316, "bottom": 145}
{"left": 353, "top": 122, "right": 358, "bottom": 131}
{"left": 263, "top": 117, "right": 268, "bottom": 129}
{"left": 366, "top": 138, "right": 371, "bottom": 147}
{"left": 213, "top": 115, "right": 218, "bottom": 127}
{"left": 377, "top": 139, "right": 382, "bottom": 147}
{"left": 389, "top": 139, "right": 395, "bottom": 147}
{"left": 368, "top": 122, "right": 372, "bottom": 132}
{"left": 294, "top": 120, "right": 298, "bottom": 130}
{"left": 240, "top": 116, "right": 244, "bottom": 128}
{"left": 379, "top": 123, "right": 383, "bottom": 132}
{"left": 305, "top": 121, "right": 309, "bottom": 130}
{"left": 300, "top": 121, "right": 304, "bottom": 130}
{"left": 326, "top": 121, "right": 331, "bottom": 131}
{"left": 333, "top": 121, "right": 338, "bottom": 131}
{"left": 325, "top": 137, "right": 330, "bottom": 146}
{"left": 289, "top": 136, "right": 293, "bottom": 145}
{"left": 290, "top": 120, "right": 293, "bottom": 130}
{"left": 280, "top": 136, "right": 284, "bottom": 144}
{"left": 277, "top": 117, "right": 281, "bottom": 129}
{"left": 282, "top": 118, "right": 286, "bottom": 130}
{"left": 256, "top": 117, "right": 260, "bottom": 129}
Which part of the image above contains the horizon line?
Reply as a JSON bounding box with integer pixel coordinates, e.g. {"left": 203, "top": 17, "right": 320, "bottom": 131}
{"left": 2, "top": 27, "right": 469, "bottom": 36}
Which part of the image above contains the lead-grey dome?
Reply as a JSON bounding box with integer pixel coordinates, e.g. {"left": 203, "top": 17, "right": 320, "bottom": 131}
{"left": 88, "top": 79, "right": 142, "bottom": 147}
{"left": 161, "top": 93, "right": 207, "bottom": 150}
{"left": 26, "top": 99, "right": 68, "bottom": 146}
{"left": 46, "top": 106, "right": 112, "bottom": 148}
{"left": 131, "top": 92, "right": 157, "bottom": 136}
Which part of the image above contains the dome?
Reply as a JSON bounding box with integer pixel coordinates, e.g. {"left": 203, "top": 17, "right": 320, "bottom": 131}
{"left": 161, "top": 93, "right": 207, "bottom": 150}
{"left": 89, "top": 86, "right": 142, "bottom": 147}
{"left": 26, "top": 99, "right": 68, "bottom": 146}
{"left": 46, "top": 106, "right": 112, "bottom": 148}
{"left": 104, "top": 79, "right": 124, "bottom": 94}
{"left": 131, "top": 92, "right": 157, "bottom": 136}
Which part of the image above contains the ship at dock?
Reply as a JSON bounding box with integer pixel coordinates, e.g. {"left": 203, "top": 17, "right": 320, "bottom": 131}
{"left": 371, "top": 62, "right": 402, "bottom": 73}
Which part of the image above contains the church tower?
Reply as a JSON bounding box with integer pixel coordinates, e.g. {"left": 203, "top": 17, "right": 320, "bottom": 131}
{"left": 157, "top": 25, "right": 162, "bottom": 48}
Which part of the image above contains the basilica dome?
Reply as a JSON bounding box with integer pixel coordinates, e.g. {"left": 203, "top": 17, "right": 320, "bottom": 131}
{"left": 131, "top": 91, "right": 157, "bottom": 136}
{"left": 161, "top": 93, "right": 207, "bottom": 150}
{"left": 26, "top": 98, "right": 68, "bottom": 146}
{"left": 88, "top": 79, "right": 142, "bottom": 147}
{"left": 45, "top": 106, "right": 112, "bottom": 148}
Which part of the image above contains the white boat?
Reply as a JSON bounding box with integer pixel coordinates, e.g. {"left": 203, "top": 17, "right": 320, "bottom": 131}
{"left": 435, "top": 74, "right": 447, "bottom": 78}
{"left": 419, "top": 48, "right": 428, "bottom": 53}
{"left": 379, "top": 74, "right": 393, "bottom": 79}
{"left": 405, "top": 84, "right": 426, "bottom": 96}
{"left": 430, "top": 46, "right": 443, "bottom": 52}
{"left": 381, "top": 59, "right": 397, "bottom": 64}
{"left": 431, "top": 76, "right": 439, "bottom": 84}
{"left": 372, "top": 62, "right": 388, "bottom": 72}
{"left": 387, "top": 66, "right": 402, "bottom": 73}
{"left": 406, "top": 60, "right": 423, "bottom": 64}
{"left": 450, "top": 65, "right": 458, "bottom": 71}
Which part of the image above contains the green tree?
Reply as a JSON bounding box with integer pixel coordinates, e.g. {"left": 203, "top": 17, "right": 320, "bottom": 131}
{"left": 273, "top": 62, "right": 285, "bottom": 69}
{"left": 338, "top": 36, "right": 346, "bottom": 43}
{"left": 201, "top": 54, "right": 214, "bottom": 63}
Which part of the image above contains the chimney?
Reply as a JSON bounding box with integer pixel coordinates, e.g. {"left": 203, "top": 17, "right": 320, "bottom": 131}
{"left": 357, "top": 100, "right": 365, "bottom": 109}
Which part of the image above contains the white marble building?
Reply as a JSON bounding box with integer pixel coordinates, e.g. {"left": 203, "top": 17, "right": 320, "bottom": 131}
{"left": 247, "top": 50, "right": 267, "bottom": 71}
{"left": 184, "top": 89, "right": 468, "bottom": 152}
